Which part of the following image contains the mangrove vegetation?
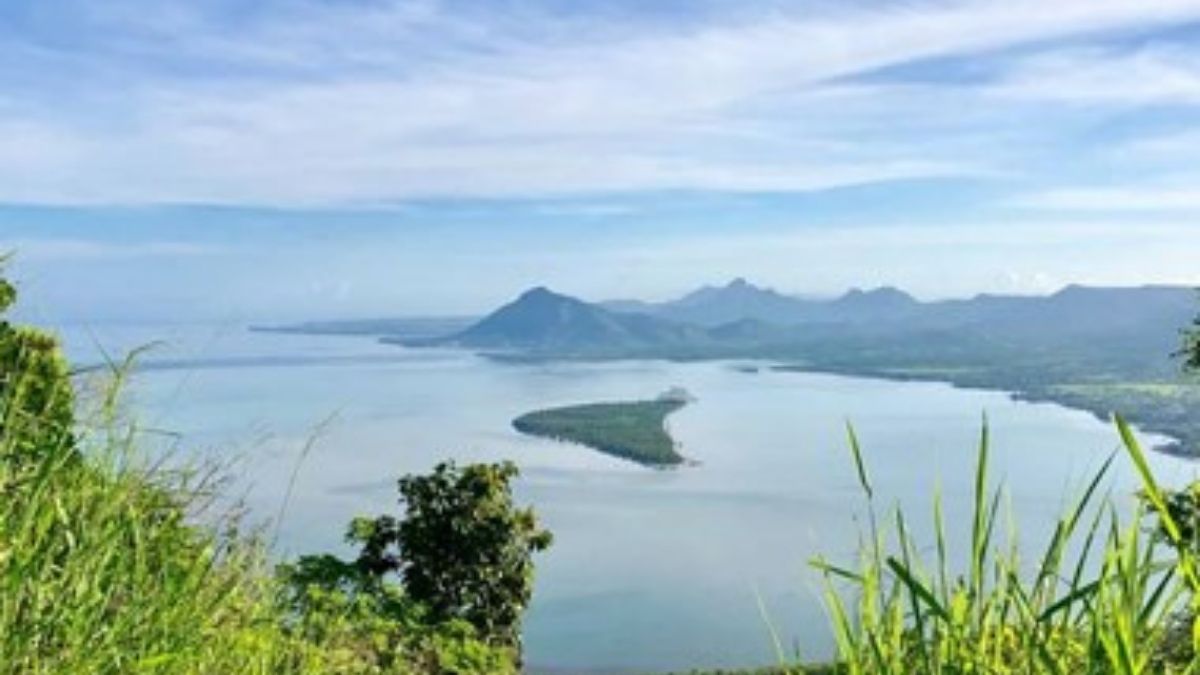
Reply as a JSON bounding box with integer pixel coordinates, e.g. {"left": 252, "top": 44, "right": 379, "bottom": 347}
{"left": 513, "top": 394, "right": 690, "bottom": 467}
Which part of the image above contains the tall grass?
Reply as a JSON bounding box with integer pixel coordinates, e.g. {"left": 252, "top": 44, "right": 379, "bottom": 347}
{"left": 811, "top": 417, "right": 1200, "bottom": 674}
{"left": 0, "top": 322, "right": 512, "bottom": 673}
{"left": 0, "top": 344, "right": 329, "bottom": 673}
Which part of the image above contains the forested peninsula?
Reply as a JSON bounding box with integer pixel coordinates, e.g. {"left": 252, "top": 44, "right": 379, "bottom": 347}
{"left": 513, "top": 392, "right": 692, "bottom": 467}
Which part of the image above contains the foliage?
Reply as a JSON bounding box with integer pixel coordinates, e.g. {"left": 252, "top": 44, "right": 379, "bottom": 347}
{"left": 398, "top": 461, "right": 552, "bottom": 649}
{"left": 514, "top": 399, "right": 687, "bottom": 465}
{"left": 810, "top": 418, "right": 1200, "bottom": 674}
{"left": 1183, "top": 306, "right": 1200, "bottom": 373}
{"left": 276, "top": 553, "right": 516, "bottom": 675}
{"left": 0, "top": 280, "right": 74, "bottom": 463}
{"left": 296, "top": 462, "right": 552, "bottom": 657}
{"left": 0, "top": 280, "right": 315, "bottom": 673}
{"left": 0, "top": 274, "right": 526, "bottom": 674}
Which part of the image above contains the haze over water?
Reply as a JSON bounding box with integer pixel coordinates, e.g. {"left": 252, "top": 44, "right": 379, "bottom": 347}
{"left": 57, "top": 322, "right": 1197, "bottom": 672}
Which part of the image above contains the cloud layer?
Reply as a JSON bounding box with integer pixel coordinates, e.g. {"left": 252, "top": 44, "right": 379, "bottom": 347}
{"left": 2, "top": 0, "right": 1200, "bottom": 206}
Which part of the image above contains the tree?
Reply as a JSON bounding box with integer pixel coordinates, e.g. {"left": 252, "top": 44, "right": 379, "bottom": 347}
{"left": 1183, "top": 308, "right": 1200, "bottom": 373}
{"left": 395, "top": 462, "right": 552, "bottom": 651}
{"left": 283, "top": 461, "right": 552, "bottom": 666}
{"left": 0, "top": 274, "right": 74, "bottom": 462}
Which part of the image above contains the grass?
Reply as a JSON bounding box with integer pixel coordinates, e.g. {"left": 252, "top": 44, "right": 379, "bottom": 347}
{"left": 513, "top": 399, "right": 688, "bottom": 466}
{"left": 0, "top": 314, "right": 514, "bottom": 673}
{"left": 1, "top": 356, "right": 324, "bottom": 673}
{"left": 800, "top": 416, "right": 1200, "bottom": 674}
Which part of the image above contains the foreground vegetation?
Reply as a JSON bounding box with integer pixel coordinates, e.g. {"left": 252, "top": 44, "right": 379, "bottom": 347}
{"left": 799, "top": 418, "right": 1200, "bottom": 674}
{"left": 0, "top": 274, "right": 547, "bottom": 673}
{"left": 513, "top": 397, "right": 688, "bottom": 466}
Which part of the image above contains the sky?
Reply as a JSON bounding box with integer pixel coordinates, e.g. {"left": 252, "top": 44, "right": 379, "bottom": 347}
{"left": 1, "top": 0, "right": 1199, "bottom": 322}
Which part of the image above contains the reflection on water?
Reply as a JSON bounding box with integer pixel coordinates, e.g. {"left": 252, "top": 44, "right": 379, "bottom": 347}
{"left": 57, "top": 323, "right": 1198, "bottom": 672}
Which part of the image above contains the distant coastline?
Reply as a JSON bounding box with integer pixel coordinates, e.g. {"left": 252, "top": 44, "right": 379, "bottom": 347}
{"left": 264, "top": 280, "right": 1200, "bottom": 457}
{"left": 769, "top": 363, "right": 1194, "bottom": 456}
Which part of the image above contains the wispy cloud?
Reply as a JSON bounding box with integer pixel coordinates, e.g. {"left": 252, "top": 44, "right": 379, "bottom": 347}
{"left": 3, "top": 0, "right": 1200, "bottom": 206}
{"left": 987, "top": 46, "right": 1200, "bottom": 104}
{"left": 1014, "top": 182, "right": 1200, "bottom": 212}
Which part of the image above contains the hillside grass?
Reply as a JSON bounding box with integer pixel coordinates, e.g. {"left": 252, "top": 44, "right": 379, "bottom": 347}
{"left": 0, "top": 306, "right": 514, "bottom": 673}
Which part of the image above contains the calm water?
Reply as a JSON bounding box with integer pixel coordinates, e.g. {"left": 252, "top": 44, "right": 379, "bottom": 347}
{"left": 58, "top": 323, "right": 1197, "bottom": 672}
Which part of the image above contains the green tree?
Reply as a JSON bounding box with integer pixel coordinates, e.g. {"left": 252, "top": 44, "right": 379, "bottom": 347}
{"left": 395, "top": 462, "right": 552, "bottom": 651}
{"left": 282, "top": 461, "right": 551, "bottom": 668}
{"left": 1183, "top": 307, "right": 1200, "bottom": 373}
{"left": 0, "top": 275, "right": 74, "bottom": 462}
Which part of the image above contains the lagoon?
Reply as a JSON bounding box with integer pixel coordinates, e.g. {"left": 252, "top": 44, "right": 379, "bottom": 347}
{"left": 59, "top": 323, "right": 1197, "bottom": 673}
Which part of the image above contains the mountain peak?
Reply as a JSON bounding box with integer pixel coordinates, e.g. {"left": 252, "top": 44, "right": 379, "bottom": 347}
{"left": 514, "top": 286, "right": 584, "bottom": 308}
{"left": 837, "top": 286, "right": 915, "bottom": 303}
{"left": 519, "top": 286, "right": 557, "bottom": 300}
{"left": 447, "top": 286, "right": 700, "bottom": 351}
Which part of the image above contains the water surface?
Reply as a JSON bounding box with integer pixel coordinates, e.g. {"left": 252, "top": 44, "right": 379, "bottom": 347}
{"left": 59, "top": 323, "right": 1197, "bottom": 672}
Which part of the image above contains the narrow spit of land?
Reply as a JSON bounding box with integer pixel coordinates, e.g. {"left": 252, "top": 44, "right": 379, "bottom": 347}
{"left": 513, "top": 393, "right": 692, "bottom": 467}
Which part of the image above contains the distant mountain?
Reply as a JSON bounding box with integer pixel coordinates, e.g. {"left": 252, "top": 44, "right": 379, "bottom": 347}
{"left": 603, "top": 278, "right": 922, "bottom": 326}
{"left": 827, "top": 286, "right": 919, "bottom": 321}
{"left": 272, "top": 281, "right": 1200, "bottom": 455}
{"left": 654, "top": 278, "right": 810, "bottom": 326}
{"left": 434, "top": 287, "right": 708, "bottom": 353}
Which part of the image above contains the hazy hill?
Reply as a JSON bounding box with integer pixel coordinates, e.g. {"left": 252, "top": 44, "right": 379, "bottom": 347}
{"left": 602, "top": 278, "right": 920, "bottom": 326}
{"left": 444, "top": 282, "right": 1195, "bottom": 380}
{"left": 270, "top": 281, "right": 1195, "bottom": 371}
{"left": 266, "top": 282, "right": 1199, "bottom": 452}
{"left": 655, "top": 278, "right": 809, "bottom": 326}
{"left": 433, "top": 286, "right": 709, "bottom": 353}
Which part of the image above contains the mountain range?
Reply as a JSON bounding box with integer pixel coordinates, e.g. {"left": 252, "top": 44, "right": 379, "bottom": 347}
{"left": 272, "top": 278, "right": 1199, "bottom": 454}
{"left": 600, "top": 278, "right": 919, "bottom": 326}
{"left": 423, "top": 279, "right": 1195, "bottom": 373}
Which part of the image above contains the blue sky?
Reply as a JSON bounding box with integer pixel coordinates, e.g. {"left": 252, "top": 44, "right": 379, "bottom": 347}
{"left": 2, "top": 0, "right": 1199, "bottom": 322}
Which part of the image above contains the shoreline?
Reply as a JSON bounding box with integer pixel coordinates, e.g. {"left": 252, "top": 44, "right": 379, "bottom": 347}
{"left": 769, "top": 363, "right": 1193, "bottom": 458}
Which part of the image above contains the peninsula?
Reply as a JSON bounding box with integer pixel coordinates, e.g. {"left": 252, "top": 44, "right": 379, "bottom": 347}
{"left": 513, "top": 390, "right": 693, "bottom": 467}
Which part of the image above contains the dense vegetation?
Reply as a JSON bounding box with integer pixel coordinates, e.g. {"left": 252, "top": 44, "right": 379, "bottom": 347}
{"left": 0, "top": 274, "right": 547, "bottom": 674}
{"left": 1184, "top": 311, "right": 1200, "bottom": 372}
{"left": 283, "top": 461, "right": 552, "bottom": 664}
{"left": 513, "top": 398, "right": 688, "bottom": 466}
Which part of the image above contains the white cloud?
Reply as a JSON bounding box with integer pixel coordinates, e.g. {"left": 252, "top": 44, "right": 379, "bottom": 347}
{"left": 1014, "top": 184, "right": 1200, "bottom": 212}
{"left": 4, "top": 0, "right": 1200, "bottom": 205}
{"left": 987, "top": 46, "right": 1200, "bottom": 104}
{"left": 1111, "top": 128, "right": 1200, "bottom": 160}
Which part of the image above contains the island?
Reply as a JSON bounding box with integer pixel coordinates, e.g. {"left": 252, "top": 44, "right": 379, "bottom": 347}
{"left": 513, "top": 389, "right": 694, "bottom": 467}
